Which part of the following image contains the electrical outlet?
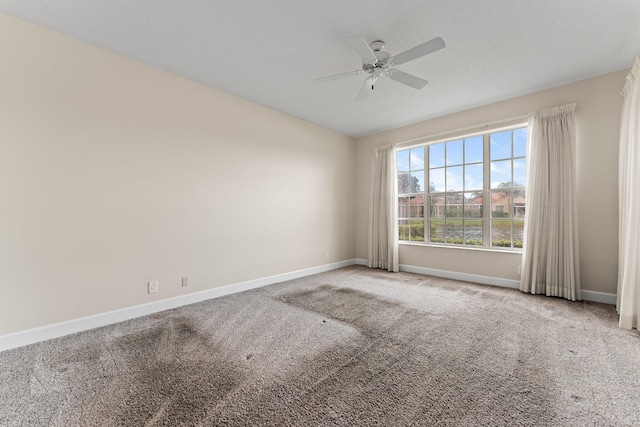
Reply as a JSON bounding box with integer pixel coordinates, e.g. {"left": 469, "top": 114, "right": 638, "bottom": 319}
{"left": 325, "top": 252, "right": 330, "bottom": 261}
{"left": 517, "top": 265, "right": 522, "bottom": 275}
{"left": 181, "top": 276, "right": 189, "bottom": 287}
{"left": 148, "top": 280, "right": 159, "bottom": 294}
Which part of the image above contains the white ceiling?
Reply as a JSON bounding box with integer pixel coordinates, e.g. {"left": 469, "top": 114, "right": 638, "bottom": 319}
{"left": 1, "top": 1, "right": 639, "bottom": 137}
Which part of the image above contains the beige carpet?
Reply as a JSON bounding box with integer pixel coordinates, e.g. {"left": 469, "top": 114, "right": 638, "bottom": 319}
{"left": 1, "top": 266, "right": 639, "bottom": 426}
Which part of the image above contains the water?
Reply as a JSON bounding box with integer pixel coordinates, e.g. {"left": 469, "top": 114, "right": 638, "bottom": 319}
{"left": 434, "top": 224, "right": 513, "bottom": 240}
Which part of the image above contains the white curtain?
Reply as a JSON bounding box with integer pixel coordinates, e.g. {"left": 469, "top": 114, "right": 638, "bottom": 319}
{"left": 368, "top": 144, "right": 399, "bottom": 272}
{"left": 520, "top": 103, "right": 581, "bottom": 301}
{"left": 617, "top": 56, "right": 640, "bottom": 329}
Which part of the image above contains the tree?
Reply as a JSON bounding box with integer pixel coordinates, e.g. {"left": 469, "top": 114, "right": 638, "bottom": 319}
{"left": 497, "top": 181, "right": 525, "bottom": 197}
{"left": 497, "top": 181, "right": 522, "bottom": 188}
{"left": 398, "top": 172, "right": 421, "bottom": 193}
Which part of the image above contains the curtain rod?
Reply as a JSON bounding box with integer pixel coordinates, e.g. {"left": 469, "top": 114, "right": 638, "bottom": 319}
{"left": 394, "top": 114, "right": 528, "bottom": 149}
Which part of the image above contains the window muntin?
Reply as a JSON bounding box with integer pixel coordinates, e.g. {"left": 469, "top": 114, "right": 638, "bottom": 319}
{"left": 397, "top": 125, "right": 527, "bottom": 250}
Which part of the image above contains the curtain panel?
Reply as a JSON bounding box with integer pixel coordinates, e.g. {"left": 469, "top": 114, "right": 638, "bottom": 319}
{"left": 520, "top": 103, "right": 581, "bottom": 301}
{"left": 368, "top": 144, "right": 399, "bottom": 272}
{"left": 617, "top": 56, "right": 640, "bottom": 329}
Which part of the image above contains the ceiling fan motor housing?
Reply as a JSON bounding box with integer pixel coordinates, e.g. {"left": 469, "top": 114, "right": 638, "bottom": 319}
{"left": 362, "top": 41, "right": 391, "bottom": 81}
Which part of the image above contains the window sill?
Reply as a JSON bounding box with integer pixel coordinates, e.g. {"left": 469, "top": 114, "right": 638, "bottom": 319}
{"left": 399, "top": 241, "right": 523, "bottom": 254}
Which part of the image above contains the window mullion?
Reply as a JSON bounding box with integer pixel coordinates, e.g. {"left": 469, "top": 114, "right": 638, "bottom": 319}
{"left": 425, "top": 147, "right": 430, "bottom": 243}
{"left": 483, "top": 133, "right": 491, "bottom": 248}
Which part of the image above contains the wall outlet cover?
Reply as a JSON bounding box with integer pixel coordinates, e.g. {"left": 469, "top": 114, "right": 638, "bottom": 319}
{"left": 148, "top": 280, "right": 159, "bottom": 294}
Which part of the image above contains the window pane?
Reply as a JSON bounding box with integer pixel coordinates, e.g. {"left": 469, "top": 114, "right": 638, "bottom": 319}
{"left": 399, "top": 219, "right": 410, "bottom": 241}
{"left": 513, "top": 158, "right": 526, "bottom": 187}
{"left": 429, "top": 168, "right": 445, "bottom": 192}
{"left": 464, "top": 220, "right": 483, "bottom": 246}
{"left": 446, "top": 166, "right": 463, "bottom": 192}
{"left": 410, "top": 147, "right": 425, "bottom": 170}
{"left": 446, "top": 139, "right": 463, "bottom": 166}
{"left": 464, "top": 192, "right": 483, "bottom": 218}
{"left": 513, "top": 127, "right": 527, "bottom": 158}
{"left": 446, "top": 194, "right": 464, "bottom": 218}
{"left": 397, "top": 150, "right": 410, "bottom": 172}
{"left": 491, "top": 220, "right": 512, "bottom": 248}
{"left": 465, "top": 135, "right": 483, "bottom": 163}
{"left": 430, "top": 194, "right": 445, "bottom": 218}
{"left": 513, "top": 220, "right": 524, "bottom": 248}
{"left": 409, "top": 219, "right": 425, "bottom": 242}
{"left": 464, "top": 163, "right": 483, "bottom": 191}
{"left": 429, "top": 143, "right": 445, "bottom": 168}
{"left": 490, "top": 130, "right": 511, "bottom": 160}
{"left": 491, "top": 190, "right": 511, "bottom": 218}
{"left": 409, "top": 196, "right": 425, "bottom": 218}
{"left": 410, "top": 171, "right": 424, "bottom": 193}
{"left": 491, "top": 160, "right": 512, "bottom": 188}
{"left": 398, "top": 196, "right": 409, "bottom": 218}
{"left": 430, "top": 219, "right": 445, "bottom": 243}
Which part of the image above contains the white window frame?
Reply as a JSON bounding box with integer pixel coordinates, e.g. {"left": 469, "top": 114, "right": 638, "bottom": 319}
{"left": 396, "top": 121, "right": 528, "bottom": 252}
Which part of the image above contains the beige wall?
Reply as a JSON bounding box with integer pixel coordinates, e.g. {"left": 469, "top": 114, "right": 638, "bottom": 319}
{"left": 0, "top": 12, "right": 626, "bottom": 337}
{"left": 0, "top": 14, "right": 356, "bottom": 335}
{"left": 356, "top": 70, "right": 626, "bottom": 295}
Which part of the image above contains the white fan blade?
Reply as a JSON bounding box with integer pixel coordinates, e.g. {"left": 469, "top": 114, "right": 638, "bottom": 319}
{"left": 346, "top": 37, "right": 378, "bottom": 64}
{"left": 356, "top": 76, "right": 376, "bottom": 101}
{"left": 388, "top": 70, "right": 428, "bottom": 89}
{"left": 390, "top": 37, "right": 445, "bottom": 65}
{"left": 314, "top": 69, "right": 363, "bottom": 84}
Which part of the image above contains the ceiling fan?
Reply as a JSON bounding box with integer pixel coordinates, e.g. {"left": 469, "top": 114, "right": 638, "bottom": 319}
{"left": 314, "top": 36, "right": 445, "bottom": 100}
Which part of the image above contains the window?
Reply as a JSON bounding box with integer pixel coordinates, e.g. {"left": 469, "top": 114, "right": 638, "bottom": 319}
{"left": 397, "top": 125, "right": 527, "bottom": 249}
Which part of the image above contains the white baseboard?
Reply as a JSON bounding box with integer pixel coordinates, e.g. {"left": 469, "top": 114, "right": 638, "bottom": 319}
{"left": 399, "top": 264, "right": 521, "bottom": 289}
{"left": 372, "top": 260, "right": 617, "bottom": 305}
{"left": 0, "top": 259, "right": 356, "bottom": 353}
{"left": 580, "top": 290, "right": 617, "bottom": 305}
{"left": 2, "top": 258, "right": 616, "bottom": 352}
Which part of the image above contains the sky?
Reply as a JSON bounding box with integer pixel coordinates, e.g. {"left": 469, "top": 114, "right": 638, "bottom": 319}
{"left": 397, "top": 127, "right": 527, "bottom": 193}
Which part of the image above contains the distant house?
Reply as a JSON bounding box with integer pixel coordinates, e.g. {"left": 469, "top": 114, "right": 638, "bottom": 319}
{"left": 491, "top": 192, "right": 526, "bottom": 218}
{"left": 399, "top": 194, "right": 483, "bottom": 219}
{"left": 488, "top": 192, "right": 526, "bottom": 218}
{"left": 398, "top": 195, "right": 426, "bottom": 218}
